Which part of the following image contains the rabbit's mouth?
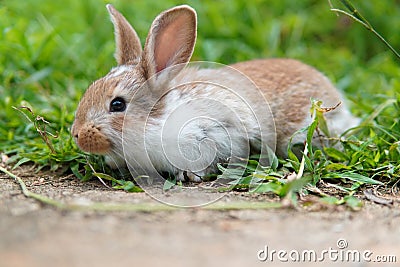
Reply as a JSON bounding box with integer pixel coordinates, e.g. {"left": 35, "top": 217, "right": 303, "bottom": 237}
{"left": 73, "top": 124, "right": 112, "bottom": 154}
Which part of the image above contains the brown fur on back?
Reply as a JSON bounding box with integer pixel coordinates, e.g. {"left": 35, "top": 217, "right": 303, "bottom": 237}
{"left": 230, "top": 58, "right": 342, "bottom": 151}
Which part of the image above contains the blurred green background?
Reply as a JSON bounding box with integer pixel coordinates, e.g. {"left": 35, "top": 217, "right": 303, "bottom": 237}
{"left": 1, "top": 0, "right": 400, "bottom": 167}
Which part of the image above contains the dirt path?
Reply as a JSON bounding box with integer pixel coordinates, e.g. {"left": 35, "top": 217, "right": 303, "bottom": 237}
{"left": 1, "top": 168, "right": 399, "bottom": 267}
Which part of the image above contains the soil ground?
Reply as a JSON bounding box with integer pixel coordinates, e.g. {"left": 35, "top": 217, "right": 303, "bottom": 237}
{"left": 1, "top": 166, "right": 400, "bottom": 267}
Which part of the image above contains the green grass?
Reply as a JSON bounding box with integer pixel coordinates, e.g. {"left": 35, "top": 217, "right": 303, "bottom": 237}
{"left": 1, "top": 0, "right": 400, "bottom": 206}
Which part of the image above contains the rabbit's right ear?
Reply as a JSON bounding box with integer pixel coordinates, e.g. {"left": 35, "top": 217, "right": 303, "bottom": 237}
{"left": 106, "top": 4, "right": 142, "bottom": 65}
{"left": 142, "top": 5, "right": 197, "bottom": 80}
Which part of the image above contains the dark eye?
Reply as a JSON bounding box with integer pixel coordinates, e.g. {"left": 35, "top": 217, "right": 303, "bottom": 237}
{"left": 110, "top": 97, "right": 126, "bottom": 112}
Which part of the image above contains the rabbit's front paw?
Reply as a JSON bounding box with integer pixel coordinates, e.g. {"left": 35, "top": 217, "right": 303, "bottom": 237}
{"left": 177, "top": 170, "right": 203, "bottom": 182}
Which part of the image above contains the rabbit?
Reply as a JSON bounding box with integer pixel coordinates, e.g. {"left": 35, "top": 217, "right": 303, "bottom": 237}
{"left": 71, "top": 4, "right": 360, "bottom": 182}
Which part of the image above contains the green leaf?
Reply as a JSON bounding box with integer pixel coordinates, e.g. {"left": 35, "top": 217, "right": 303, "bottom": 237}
{"left": 320, "top": 196, "right": 342, "bottom": 205}
{"left": 113, "top": 181, "right": 143, "bottom": 192}
{"left": 343, "top": 172, "right": 383, "bottom": 185}
{"left": 92, "top": 172, "right": 116, "bottom": 181}
{"left": 306, "top": 120, "right": 319, "bottom": 156}
{"left": 70, "top": 163, "right": 84, "bottom": 180}
{"left": 250, "top": 182, "right": 283, "bottom": 194}
{"left": 266, "top": 146, "right": 279, "bottom": 170}
{"left": 344, "top": 195, "right": 363, "bottom": 209}
{"left": 324, "top": 147, "right": 349, "bottom": 161}
{"left": 12, "top": 157, "right": 31, "bottom": 169}
{"left": 287, "top": 149, "right": 300, "bottom": 172}
{"left": 280, "top": 176, "right": 311, "bottom": 197}
{"left": 163, "top": 178, "right": 176, "bottom": 191}
{"left": 325, "top": 163, "right": 351, "bottom": 171}
{"left": 324, "top": 171, "right": 383, "bottom": 185}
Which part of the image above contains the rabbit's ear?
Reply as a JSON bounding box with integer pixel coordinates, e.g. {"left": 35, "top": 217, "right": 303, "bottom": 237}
{"left": 142, "top": 5, "right": 197, "bottom": 79}
{"left": 107, "top": 4, "right": 142, "bottom": 65}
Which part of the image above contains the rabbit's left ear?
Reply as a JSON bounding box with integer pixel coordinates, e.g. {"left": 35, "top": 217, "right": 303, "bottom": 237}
{"left": 107, "top": 4, "right": 142, "bottom": 65}
{"left": 142, "top": 5, "right": 197, "bottom": 79}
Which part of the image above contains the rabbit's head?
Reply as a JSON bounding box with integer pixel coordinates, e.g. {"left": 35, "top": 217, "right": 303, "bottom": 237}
{"left": 71, "top": 4, "right": 197, "bottom": 165}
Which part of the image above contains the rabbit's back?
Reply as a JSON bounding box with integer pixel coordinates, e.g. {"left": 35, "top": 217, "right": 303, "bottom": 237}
{"left": 230, "top": 58, "right": 356, "bottom": 155}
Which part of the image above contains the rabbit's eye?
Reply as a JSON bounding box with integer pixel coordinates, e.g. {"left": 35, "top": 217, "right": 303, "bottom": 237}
{"left": 110, "top": 97, "right": 126, "bottom": 112}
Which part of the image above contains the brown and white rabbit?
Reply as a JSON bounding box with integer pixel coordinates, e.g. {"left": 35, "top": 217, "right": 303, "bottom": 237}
{"left": 71, "top": 4, "right": 359, "bottom": 182}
